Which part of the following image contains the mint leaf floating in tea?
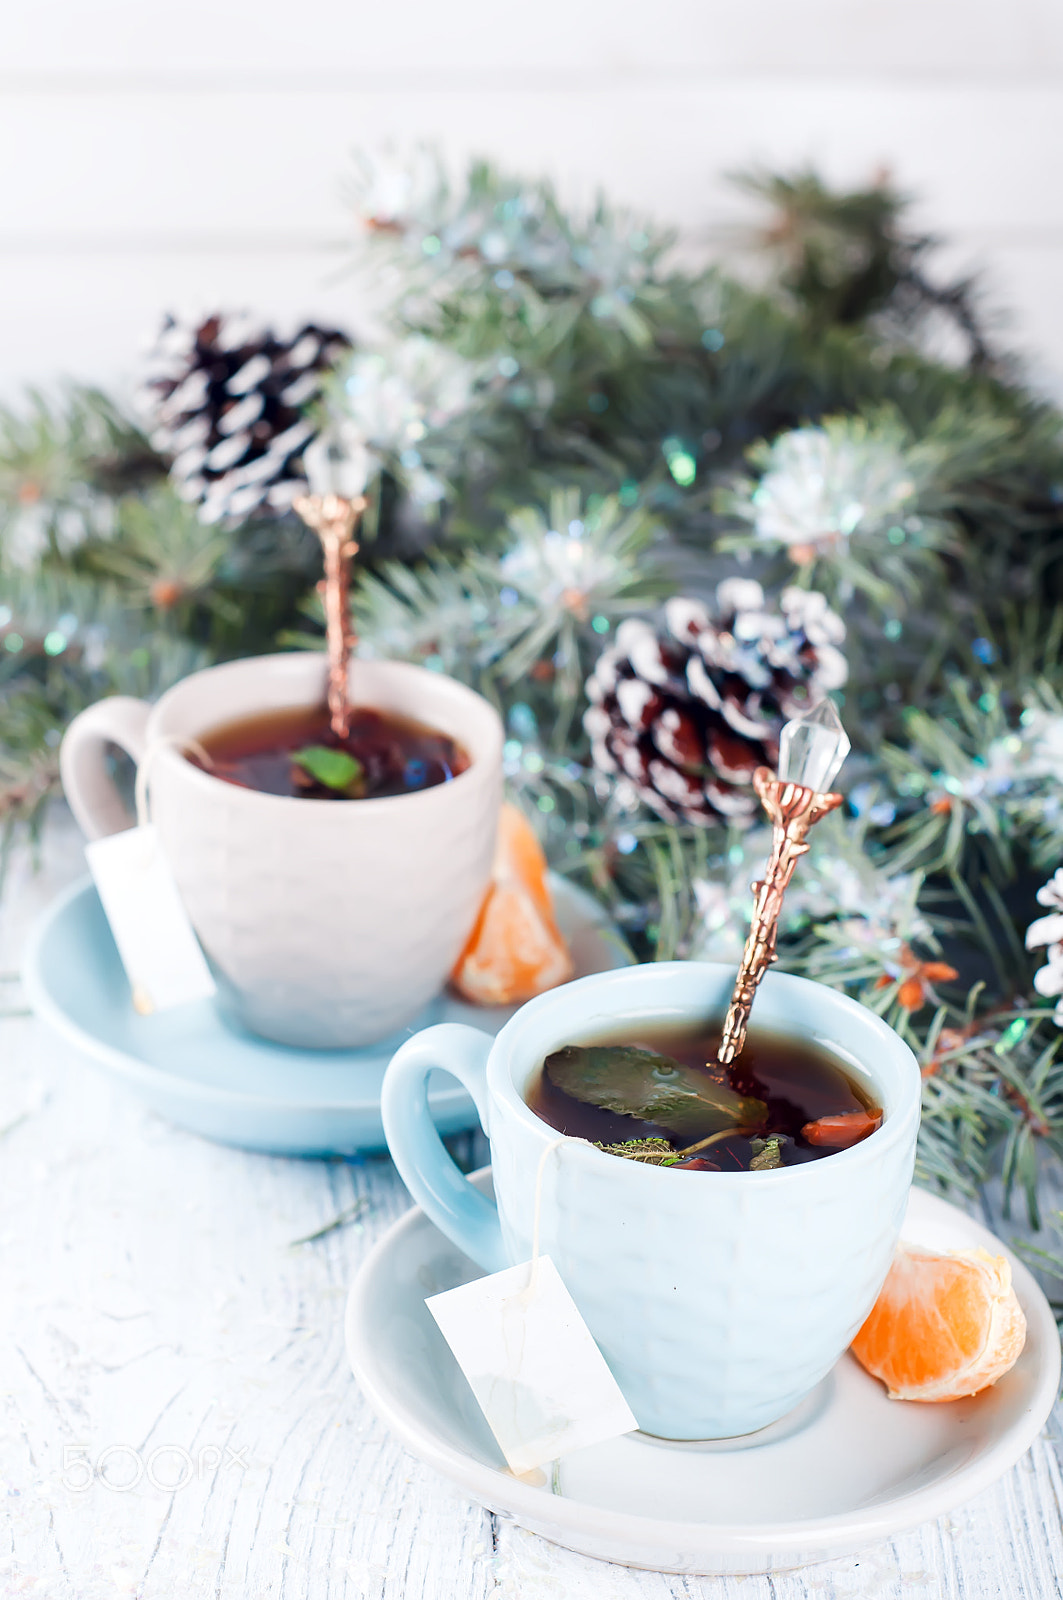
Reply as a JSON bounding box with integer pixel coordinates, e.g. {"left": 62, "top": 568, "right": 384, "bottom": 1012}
{"left": 528, "top": 1027, "right": 880, "bottom": 1171}
{"left": 749, "top": 1134, "right": 786, "bottom": 1171}
{"left": 193, "top": 707, "right": 468, "bottom": 801}
{"left": 714, "top": 699, "right": 849, "bottom": 1073}
{"left": 291, "top": 745, "right": 366, "bottom": 797}
{"left": 545, "top": 1045, "right": 767, "bottom": 1140}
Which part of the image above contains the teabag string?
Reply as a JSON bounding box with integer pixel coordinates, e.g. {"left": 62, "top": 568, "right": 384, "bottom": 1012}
{"left": 516, "top": 1134, "right": 589, "bottom": 1307}
{"left": 134, "top": 736, "right": 213, "bottom": 829}
{"left": 508, "top": 1132, "right": 597, "bottom": 1489}
{"left": 424, "top": 1131, "right": 638, "bottom": 1479}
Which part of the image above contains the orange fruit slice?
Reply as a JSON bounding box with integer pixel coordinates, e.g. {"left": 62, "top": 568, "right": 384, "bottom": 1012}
{"left": 450, "top": 803, "right": 575, "bottom": 1006}
{"left": 801, "top": 1110, "right": 882, "bottom": 1148}
{"left": 851, "top": 1243, "right": 1026, "bottom": 1402}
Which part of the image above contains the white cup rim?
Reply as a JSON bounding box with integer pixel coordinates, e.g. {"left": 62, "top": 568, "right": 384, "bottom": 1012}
{"left": 487, "top": 960, "right": 922, "bottom": 1185}
{"left": 144, "top": 652, "right": 502, "bottom": 814}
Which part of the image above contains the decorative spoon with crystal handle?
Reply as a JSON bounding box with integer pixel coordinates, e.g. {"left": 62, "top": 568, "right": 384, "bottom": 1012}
{"left": 713, "top": 698, "right": 851, "bottom": 1070}
{"left": 293, "top": 429, "right": 370, "bottom": 740}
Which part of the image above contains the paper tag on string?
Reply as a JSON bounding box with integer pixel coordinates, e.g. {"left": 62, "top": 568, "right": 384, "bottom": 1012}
{"left": 85, "top": 825, "right": 217, "bottom": 1014}
{"left": 426, "top": 1256, "right": 638, "bottom": 1475}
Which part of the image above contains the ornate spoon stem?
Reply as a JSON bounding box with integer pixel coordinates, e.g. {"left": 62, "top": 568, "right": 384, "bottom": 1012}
{"left": 714, "top": 768, "right": 843, "bottom": 1068}
{"left": 292, "top": 492, "right": 366, "bottom": 740}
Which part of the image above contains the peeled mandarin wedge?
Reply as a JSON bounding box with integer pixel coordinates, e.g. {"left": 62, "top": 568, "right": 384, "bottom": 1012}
{"left": 851, "top": 1243, "right": 1027, "bottom": 1402}
{"left": 450, "top": 803, "right": 574, "bottom": 1006}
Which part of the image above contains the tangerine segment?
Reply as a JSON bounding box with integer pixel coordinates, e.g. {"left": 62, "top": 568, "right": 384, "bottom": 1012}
{"left": 851, "top": 1244, "right": 1026, "bottom": 1402}
{"left": 451, "top": 804, "right": 575, "bottom": 1006}
{"left": 801, "top": 1110, "right": 882, "bottom": 1147}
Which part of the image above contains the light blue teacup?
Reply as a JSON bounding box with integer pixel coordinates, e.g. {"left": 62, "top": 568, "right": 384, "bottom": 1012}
{"left": 381, "top": 962, "right": 921, "bottom": 1440}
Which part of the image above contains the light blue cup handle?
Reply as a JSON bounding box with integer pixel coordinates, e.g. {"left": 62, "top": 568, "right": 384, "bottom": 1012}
{"left": 381, "top": 1023, "right": 507, "bottom": 1274}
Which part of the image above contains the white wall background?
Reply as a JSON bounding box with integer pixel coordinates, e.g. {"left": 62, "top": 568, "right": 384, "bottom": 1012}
{"left": 2, "top": 1, "right": 1062, "bottom": 399}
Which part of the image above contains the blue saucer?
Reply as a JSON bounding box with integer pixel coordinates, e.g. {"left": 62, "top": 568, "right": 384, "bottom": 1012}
{"left": 22, "top": 876, "right": 631, "bottom": 1157}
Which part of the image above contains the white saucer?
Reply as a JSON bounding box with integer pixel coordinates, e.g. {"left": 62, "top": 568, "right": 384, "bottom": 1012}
{"left": 345, "top": 1172, "right": 1060, "bottom": 1575}
{"left": 23, "top": 875, "right": 629, "bottom": 1156}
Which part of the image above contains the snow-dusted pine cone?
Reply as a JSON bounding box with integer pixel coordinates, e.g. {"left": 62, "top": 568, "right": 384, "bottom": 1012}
{"left": 141, "top": 314, "right": 351, "bottom": 524}
{"left": 584, "top": 579, "right": 848, "bottom": 826}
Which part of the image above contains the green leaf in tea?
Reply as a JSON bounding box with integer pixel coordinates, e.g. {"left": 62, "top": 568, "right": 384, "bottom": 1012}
{"left": 291, "top": 745, "right": 366, "bottom": 796}
{"left": 593, "top": 1138, "right": 679, "bottom": 1166}
{"left": 749, "top": 1134, "right": 786, "bottom": 1171}
{"left": 545, "top": 1045, "right": 767, "bottom": 1139}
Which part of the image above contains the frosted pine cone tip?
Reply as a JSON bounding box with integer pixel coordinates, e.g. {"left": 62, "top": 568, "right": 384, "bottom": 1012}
{"left": 584, "top": 579, "right": 848, "bottom": 828}
{"left": 140, "top": 313, "right": 351, "bottom": 525}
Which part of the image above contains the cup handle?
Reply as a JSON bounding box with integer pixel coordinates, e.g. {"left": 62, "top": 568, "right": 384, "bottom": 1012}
{"left": 59, "top": 697, "right": 151, "bottom": 839}
{"left": 381, "top": 1023, "right": 507, "bottom": 1274}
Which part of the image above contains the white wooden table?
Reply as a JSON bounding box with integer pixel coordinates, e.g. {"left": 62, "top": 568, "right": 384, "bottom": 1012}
{"left": 2, "top": 811, "right": 1062, "bottom": 1600}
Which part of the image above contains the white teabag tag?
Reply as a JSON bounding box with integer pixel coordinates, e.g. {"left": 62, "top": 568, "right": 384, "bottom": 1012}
{"left": 85, "top": 824, "right": 217, "bottom": 1014}
{"left": 426, "top": 1256, "right": 638, "bottom": 1475}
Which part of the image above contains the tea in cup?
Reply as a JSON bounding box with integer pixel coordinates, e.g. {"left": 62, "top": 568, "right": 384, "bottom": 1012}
{"left": 381, "top": 960, "right": 920, "bottom": 1439}
{"left": 60, "top": 653, "right": 503, "bottom": 1048}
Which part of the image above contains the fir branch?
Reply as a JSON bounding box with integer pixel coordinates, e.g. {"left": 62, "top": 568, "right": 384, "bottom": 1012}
{"left": 351, "top": 486, "right": 665, "bottom": 745}
{"left": 714, "top": 408, "right": 956, "bottom": 616}
{"left": 738, "top": 166, "right": 995, "bottom": 368}
{"left": 1012, "top": 1213, "right": 1063, "bottom": 1325}
{"left": 85, "top": 485, "right": 231, "bottom": 614}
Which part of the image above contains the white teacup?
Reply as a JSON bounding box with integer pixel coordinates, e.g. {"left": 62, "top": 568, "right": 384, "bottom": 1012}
{"left": 60, "top": 654, "right": 503, "bottom": 1048}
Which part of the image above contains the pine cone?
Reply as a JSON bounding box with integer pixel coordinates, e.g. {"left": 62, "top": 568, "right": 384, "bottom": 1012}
{"left": 141, "top": 314, "right": 351, "bottom": 524}
{"left": 584, "top": 579, "right": 848, "bottom": 827}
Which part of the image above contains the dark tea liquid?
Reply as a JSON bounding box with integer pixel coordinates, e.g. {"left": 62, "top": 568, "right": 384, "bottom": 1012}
{"left": 191, "top": 703, "right": 469, "bottom": 800}
{"left": 527, "top": 1022, "right": 881, "bottom": 1170}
